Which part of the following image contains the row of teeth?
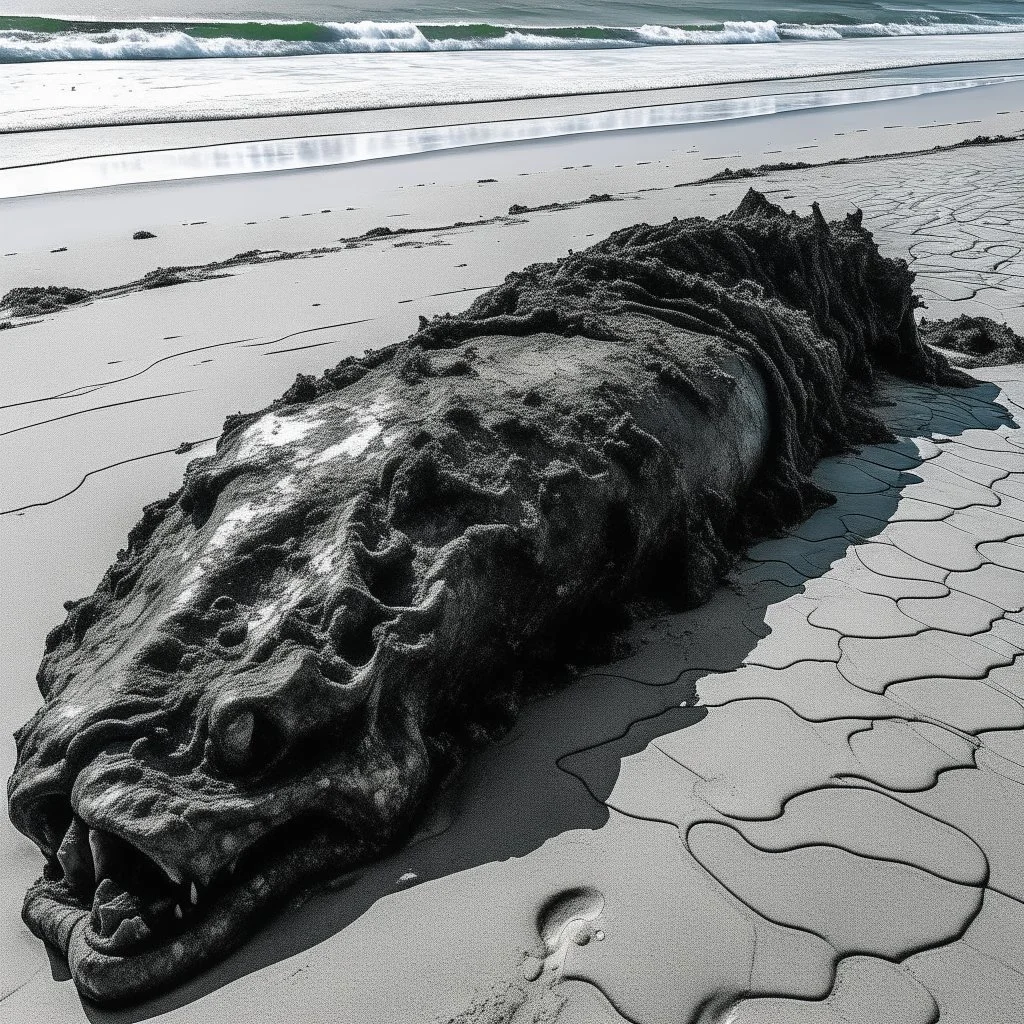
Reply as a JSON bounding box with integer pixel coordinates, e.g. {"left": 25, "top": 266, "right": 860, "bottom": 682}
{"left": 89, "top": 877, "right": 204, "bottom": 945}
{"left": 55, "top": 818, "right": 238, "bottom": 949}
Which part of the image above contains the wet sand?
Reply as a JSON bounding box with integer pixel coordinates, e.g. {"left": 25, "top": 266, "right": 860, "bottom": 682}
{"left": 5, "top": 32, "right": 1024, "bottom": 132}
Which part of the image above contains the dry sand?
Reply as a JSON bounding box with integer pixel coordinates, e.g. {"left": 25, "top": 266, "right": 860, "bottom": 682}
{"left": 2, "top": 63, "right": 1024, "bottom": 1024}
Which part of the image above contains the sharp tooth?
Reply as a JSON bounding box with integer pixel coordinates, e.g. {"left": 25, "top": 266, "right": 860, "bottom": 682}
{"left": 95, "top": 889, "right": 140, "bottom": 939}
{"left": 174, "top": 903, "right": 183, "bottom": 920}
{"left": 93, "top": 877, "right": 122, "bottom": 909}
{"left": 57, "top": 819, "right": 93, "bottom": 893}
{"left": 88, "top": 829, "right": 110, "bottom": 883}
{"left": 152, "top": 856, "right": 184, "bottom": 887}
{"left": 190, "top": 881, "right": 199, "bottom": 906}
{"left": 109, "top": 915, "right": 152, "bottom": 949}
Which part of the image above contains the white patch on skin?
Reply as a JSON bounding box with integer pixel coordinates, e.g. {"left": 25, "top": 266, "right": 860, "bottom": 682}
{"left": 296, "top": 399, "right": 397, "bottom": 469}
{"left": 249, "top": 603, "right": 280, "bottom": 635}
{"left": 314, "top": 421, "right": 384, "bottom": 463}
{"left": 247, "top": 577, "right": 306, "bottom": 637}
{"left": 207, "top": 502, "right": 262, "bottom": 551}
{"left": 87, "top": 785, "right": 126, "bottom": 813}
{"left": 237, "top": 413, "right": 321, "bottom": 461}
{"left": 172, "top": 482, "right": 289, "bottom": 607}
{"left": 61, "top": 704, "right": 84, "bottom": 719}
{"left": 312, "top": 544, "right": 337, "bottom": 576}
{"left": 170, "top": 399, "right": 398, "bottom": 610}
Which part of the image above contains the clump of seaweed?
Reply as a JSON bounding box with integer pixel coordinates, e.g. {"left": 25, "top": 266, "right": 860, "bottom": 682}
{"left": 920, "top": 314, "right": 1024, "bottom": 367}
{"left": 696, "top": 161, "right": 814, "bottom": 184}
{"left": 0, "top": 285, "right": 89, "bottom": 317}
{"left": 689, "top": 133, "right": 1021, "bottom": 186}
{"left": 141, "top": 267, "right": 189, "bottom": 289}
{"left": 132, "top": 230, "right": 157, "bottom": 240}
{"left": 508, "top": 193, "right": 616, "bottom": 216}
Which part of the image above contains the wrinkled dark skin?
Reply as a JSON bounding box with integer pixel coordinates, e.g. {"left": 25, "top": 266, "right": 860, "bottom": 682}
{"left": 8, "top": 192, "right": 965, "bottom": 1005}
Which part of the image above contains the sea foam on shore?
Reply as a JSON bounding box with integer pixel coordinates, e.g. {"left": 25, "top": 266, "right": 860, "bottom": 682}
{"left": 2, "top": 14, "right": 1024, "bottom": 62}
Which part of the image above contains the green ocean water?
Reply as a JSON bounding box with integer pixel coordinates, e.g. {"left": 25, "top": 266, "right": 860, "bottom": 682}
{"left": 2, "top": 1, "right": 1024, "bottom": 61}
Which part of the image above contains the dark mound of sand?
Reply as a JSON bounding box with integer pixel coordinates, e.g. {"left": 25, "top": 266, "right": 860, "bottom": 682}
{"left": 920, "top": 314, "right": 1024, "bottom": 368}
{"left": 9, "top": 191, "right": 968, "bottom": 1006}
{"left": 1, "top": 285, "right": 89, "bottom": 317}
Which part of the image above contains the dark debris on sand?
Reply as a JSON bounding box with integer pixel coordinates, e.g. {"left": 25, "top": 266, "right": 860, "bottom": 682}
{"left": 920, "top": 314, "right": 1024, "bottom": 368}
{"left": 507, "top": 193, "right": 617, "bottom": 216}
{"left": 689, "top": 133, "right": 1022, "bottom": 186}
{"left": 0, "top": 285, "right": 89, "bottom": 317}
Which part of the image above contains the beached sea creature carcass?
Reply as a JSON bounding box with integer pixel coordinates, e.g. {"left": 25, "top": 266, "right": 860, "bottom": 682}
{"left": 8, "top": 191, "right": 964, "bottom": 1004}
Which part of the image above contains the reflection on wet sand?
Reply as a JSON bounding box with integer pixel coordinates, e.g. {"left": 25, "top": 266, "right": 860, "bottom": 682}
{"left": 1, "top": 72, "right": 1020, "bottom": 198}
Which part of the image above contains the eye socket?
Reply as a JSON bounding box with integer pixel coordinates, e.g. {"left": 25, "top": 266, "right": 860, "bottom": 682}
{"left": 213, "top": 705, "right": 283, "bottom": 777}
{"left": 220, "top": 709, "right": 255, "bottom": 769}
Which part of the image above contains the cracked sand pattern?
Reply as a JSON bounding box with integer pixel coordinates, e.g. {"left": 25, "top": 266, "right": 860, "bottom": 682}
{"left": 516, "top": 371, "right": 1024, "bottom": 1024}
{"left": 761, "top": 146, "right": 1024, "bottom": 335}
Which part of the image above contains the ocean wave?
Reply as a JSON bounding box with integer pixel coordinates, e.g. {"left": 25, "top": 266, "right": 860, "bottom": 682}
{"left": 1, "top": 15, "right": 1023, "bottom": 62}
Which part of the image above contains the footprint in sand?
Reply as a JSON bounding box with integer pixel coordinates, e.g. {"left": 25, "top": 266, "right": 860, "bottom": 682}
{"left": 534, "top": 886, "right": 606, "bottom": 973}
{"left": 445, "top": 888, "right": 608, "bottom": 1023}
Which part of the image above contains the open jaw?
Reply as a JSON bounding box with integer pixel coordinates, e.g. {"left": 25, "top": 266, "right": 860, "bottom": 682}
{"left": 22, "top": 800, "right": 360, "bottom": 1005}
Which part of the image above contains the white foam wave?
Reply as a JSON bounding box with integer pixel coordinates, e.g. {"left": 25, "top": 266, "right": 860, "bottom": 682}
{"left": 634, "top": 20, "right": 787, "bottom": 45}
{"left": 0, "top": 17, "right": 1022, "bottom": 62}
{"left": 814, "top": 19, "right": 1024, "bottom": 38}
{"left": 320, "top": 22, "right": 633, "bottom": 52}
{"left": 0, "top": 22, "right": 634, "bottom": 61}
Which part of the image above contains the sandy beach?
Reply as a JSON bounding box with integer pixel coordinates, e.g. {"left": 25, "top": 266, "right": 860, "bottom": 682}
{"left": 3, "top": 21, "right": 1024, "bottom": 1024}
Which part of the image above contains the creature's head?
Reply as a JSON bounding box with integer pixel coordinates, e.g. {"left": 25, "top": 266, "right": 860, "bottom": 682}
{"left": 8, "top": 385, "right": 442, "bottom": 1004}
